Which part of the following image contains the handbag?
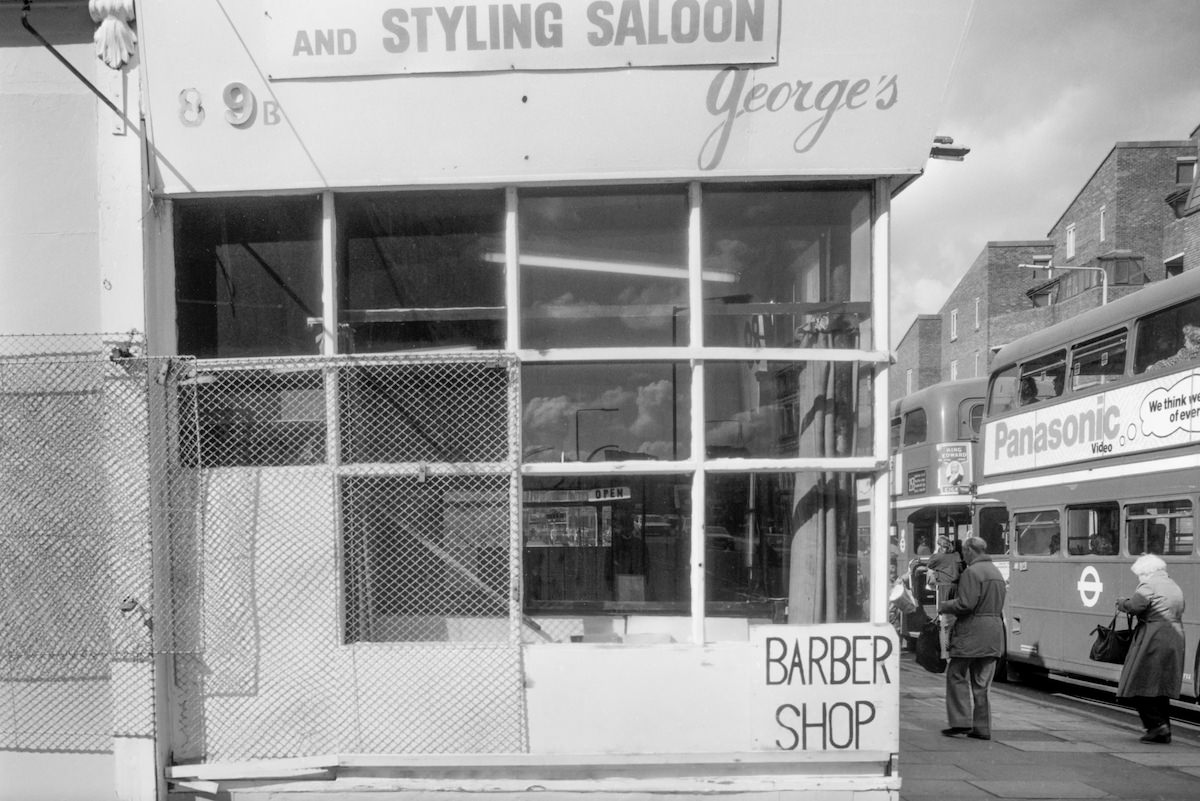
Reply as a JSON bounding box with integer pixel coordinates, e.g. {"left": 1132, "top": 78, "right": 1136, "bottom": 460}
{"left": 888, "top": 579, "right": 917, "bottom": 614}
{"left": 1089, "top": 611, "right": 1135, "bottom": 664}
{"left": 915, "top": 618, "right": 946, "bottom": 674}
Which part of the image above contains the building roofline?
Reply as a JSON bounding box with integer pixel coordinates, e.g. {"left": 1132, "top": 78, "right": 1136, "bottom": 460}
{"left": 984, "top": 240, "right": 1053, "bottom": 248}
{"left": 1046, "top": 139, "right": 1197, "bottom": 235}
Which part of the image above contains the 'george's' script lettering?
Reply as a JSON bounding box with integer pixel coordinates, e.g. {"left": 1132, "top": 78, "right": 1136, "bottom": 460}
{"left": 699, "top": 68, "right": 898, "bottom": 171}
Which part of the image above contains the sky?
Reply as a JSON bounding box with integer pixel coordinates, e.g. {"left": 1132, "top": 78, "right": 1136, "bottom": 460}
{"left": 889, "top": 0, "right": 1200, "bottom": 344}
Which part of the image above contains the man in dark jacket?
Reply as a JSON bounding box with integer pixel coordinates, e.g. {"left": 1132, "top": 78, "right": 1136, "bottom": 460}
{"left": 937, "top": 536, "right": 1006, "bottom": 740}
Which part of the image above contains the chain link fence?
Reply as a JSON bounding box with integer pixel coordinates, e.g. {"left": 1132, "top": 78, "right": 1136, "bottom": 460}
{"left": 0, "top": 332, "right": 181, "bottom": 751}
{"left": 1, "top": 338, "right": 528, "bottom": 761}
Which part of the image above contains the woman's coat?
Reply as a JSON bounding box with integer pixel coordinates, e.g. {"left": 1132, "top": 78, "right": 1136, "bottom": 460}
{"left": 1117, "top": 572, "right": 1186, "bottom": 699}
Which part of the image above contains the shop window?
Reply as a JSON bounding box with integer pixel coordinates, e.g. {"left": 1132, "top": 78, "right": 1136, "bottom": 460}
{"left": 1065, "top": 502, "right": 1119, "bottom": 556}
{"left": 705, "top": 361, "right": 872, "bottom": 459}
{"left": 342, "top": 474, "right": 511, "bottom": 643}
{"left": 339, "top": 360, "right": 510, "bottom": 464}
{"left": 522, "top": 474, "right": 691, "bottom": 613}
{"left": 522, "top": 362, "right": 690, "bottom": 462}
{"left": 338, "top": 191, "right": 505, "bottom": 353}
{"left": 1134, "top": 296, "right": 1200, "bottom": 373}
{"left": 1070, "top": 330, "right": 1127, "bottom": 390}
{"left": 1015, "top": 510, "right": 1060, "bottom": 556}
{"left": 518, "top": 187, "right": 689, "bottom": 349}
{"left": 1127, "top": 501, "right": 1193, "bottom": 556}
{"left": 174, "top": 196, "right": 322, "bottom": 358}
{"left": 701, "top": 187, "right": 871, "bottom": 349}
{"left": 187, "top": 368, "right": 326, "bottom": 467}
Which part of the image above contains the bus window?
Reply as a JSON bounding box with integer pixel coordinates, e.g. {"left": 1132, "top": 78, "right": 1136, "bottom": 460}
{"left": 1065, "top": 502, "right": 1119, "bottom": 555}
{"left": 1014, "top": 510, "right": 1060, "bottom": 555}
{"left": 1019, "top": 350, "right": 1066, "bottom": 405}
{"left": 976, "top": 506, "right": 1009, "bottom": 555}
{"left": 890, "top": 415, "right": 901, "bottom": 452}
{"left": 1070, "top": 330, "right": 1127, "bottom": 391}
{"left": 959, "top": 400, "right": 983, "bottom": 440}
{"left": 1135, "top": 296, "right": 1200, "bottom": 373}
{"left": 902, "top": 408, "right": 926, "bottom": 446}
{"left": 1127, "top": 500, "right": 1194, "bottom": 555}
{"left": 988, "top": 365, "right": 1019, "bottom": 415}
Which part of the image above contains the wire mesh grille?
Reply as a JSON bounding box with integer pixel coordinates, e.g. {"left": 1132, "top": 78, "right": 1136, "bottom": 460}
{"left": 1, "top": 340, "right": 527, "bottom": 760}
{"left": 0, "top": 332, "right": 189, "bottom": 752}
{"left": 173, "top": 353, "right": 526, "bottom": 761}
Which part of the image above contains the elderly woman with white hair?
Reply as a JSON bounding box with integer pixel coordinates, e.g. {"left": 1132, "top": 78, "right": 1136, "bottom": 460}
{"left": 1115, "top": 554, "right": 1186, "bottom": 744}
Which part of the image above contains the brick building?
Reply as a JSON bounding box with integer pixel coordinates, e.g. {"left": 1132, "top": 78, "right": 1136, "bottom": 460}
{"left": 894, "top": 123, "right": 1200, "bottom": 400}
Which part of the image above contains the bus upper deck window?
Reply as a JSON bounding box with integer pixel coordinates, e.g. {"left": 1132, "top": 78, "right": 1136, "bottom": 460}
{"left": 1019, "top": 350, "right": 1066, "bottom": 405}
{"left": 1070, "top": 330, "right": 1127, "bottom": 391}
{"left": 902, "top": 408, "right": 926, "bottom": 446}
{"left": 988, "top": 366, "right": 1019, "bottom": 415}
{"left": 1135, "top": 297, "right": 1200, "bottom": 373}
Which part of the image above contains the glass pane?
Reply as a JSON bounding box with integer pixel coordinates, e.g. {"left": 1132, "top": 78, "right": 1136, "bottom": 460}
{"left": 702, "top": 186, "right": 871, "bottom": 348}
{"left": 175, "top": 196, "right": 322, "bottom": 358}
{"left": 522, "top": 363, "right": 690, "bottom": 462}
{"left": 977, "top": 505, "right": 1009, "bottom": 555}
{"left": 1127, "top": 500, "right": 1193, "bottom": 556}
{"left": 523, "top": 474, "right": 691, "bottom": 612}
{"left": 705, "top": 361, "right": 873, "bottom": 459}
{"left": 338, "top": 191, "right": 505, "bottom": 353}
{"left": 1014, "top": 510, "right": 1060, "bottom": 556}
{"left": 719, "top": 471, "right": 872, "bottom": 623}
{"left": 1019, "top": 351, "right": 1066, "bottom": 405}
{"left": 902, "top": 408, "right": 926, "bottom": 446}
{"left": 988, "top": 365, "right": 1019, "bottom": 416}
{"left": 1070, "top": 330, "right": 1126, "bottom": 391}
{"left": 1136, "top": 297, "right": 1200, "bottom": 373}
{"left": 1065, "top": 503, "right": 1119, "bottom": 556}
{"left": 342, "top": 474, "right": 510, "bottom": 643}
{"left": 519, "top": 188, "right": 689, "bottom": 349}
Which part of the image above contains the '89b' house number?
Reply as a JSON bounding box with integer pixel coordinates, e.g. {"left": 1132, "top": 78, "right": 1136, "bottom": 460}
{"left": 178, "top": 83, "right": 281, "bottom": 129}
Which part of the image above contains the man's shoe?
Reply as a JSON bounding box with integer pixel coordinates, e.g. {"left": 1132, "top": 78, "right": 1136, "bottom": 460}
{"left": 967, "top": 730, "right": 991, "bottom": 740}
{"left": 1140, "top": 725, "right": 1171, "bottom": 744}
{"left": 941, "top": 727, "right": 971, "bottom": 737}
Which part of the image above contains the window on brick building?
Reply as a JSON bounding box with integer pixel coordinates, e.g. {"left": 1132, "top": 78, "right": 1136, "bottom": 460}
{"left": 905, "top": 368, "right": 913, "bottom": 395}
{"left": 1165, "top": 254, "right": 1184, "bottom": 278}
{"left": 974, "top": 350, "right": 980, "bottom": 377}
{"left": 1066, "top": 224, "right": 1076, "bottom": 260}
{"left": 1176, "top": 158, "right": 1196, "bottom": 185}
{"left": 950, "top": 359, "right": 959, "bottom": 381}
{"left": 950, "top": 309, "right": 958, "bottom": 341}
{"left": 1099, "top": 206, "right": 1106, "bottom": 243}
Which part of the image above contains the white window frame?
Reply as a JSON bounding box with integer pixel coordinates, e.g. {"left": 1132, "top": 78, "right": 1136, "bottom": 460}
{"left": 949, "top": 359, "right": 958, "bottom": 381}
{"left": 974, "top": 297, "right": 980, "bottom": 330}
{"left": 1066, "top": 223, "right": 1076, "bottom": 260}
{"left": 1098, "top": 205, "right": 1106, "bottom": 243}
{"left": 949, "top": 308, "right": 958, "bottom": 341}
{"left": 905, "top": 368, "right": 913, "bottom": 396}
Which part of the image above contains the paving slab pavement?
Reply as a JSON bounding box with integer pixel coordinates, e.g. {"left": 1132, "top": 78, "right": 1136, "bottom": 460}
{"left": 899, "top": 653, "right": 1200, "bottom": 801}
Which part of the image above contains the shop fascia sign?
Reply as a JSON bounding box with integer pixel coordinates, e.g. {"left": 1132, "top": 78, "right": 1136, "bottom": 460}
{"left": 263, "top": 0, "right": 782, "bottom": 79}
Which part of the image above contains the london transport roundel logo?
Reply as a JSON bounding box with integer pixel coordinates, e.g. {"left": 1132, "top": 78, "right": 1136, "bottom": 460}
{"left": 1077, "top": 566, "right": 1104, "bottom": 608}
